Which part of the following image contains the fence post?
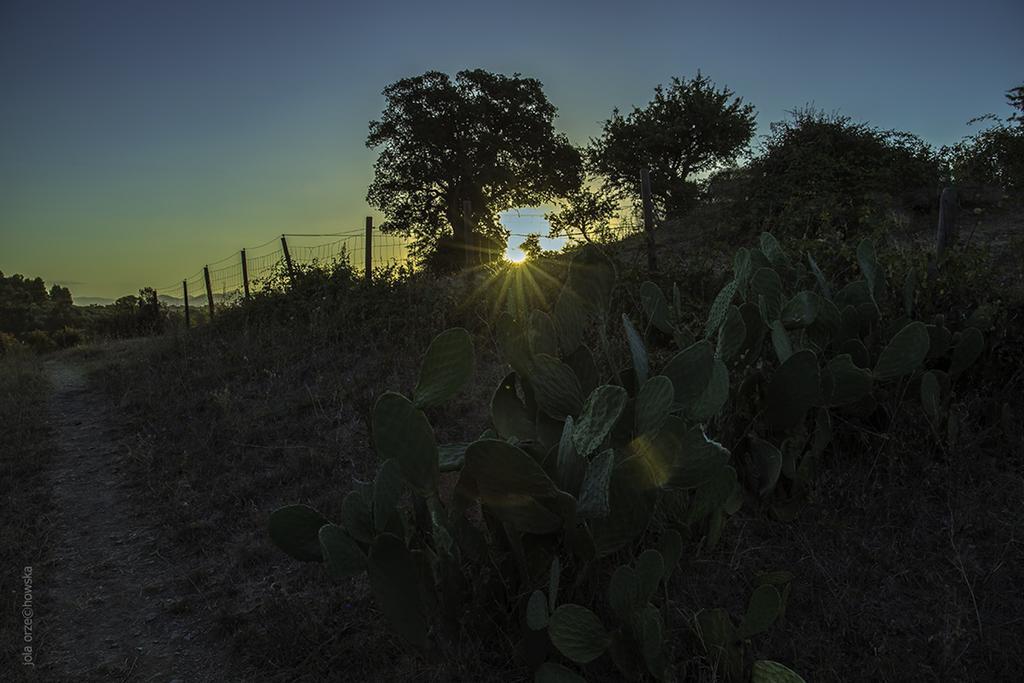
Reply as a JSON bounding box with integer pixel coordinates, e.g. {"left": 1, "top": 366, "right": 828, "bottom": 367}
{"left": 462, "top": 200, "right": 473, "bottom": 268}
{"left": 241, "top": 249, "right": 250, "bottom": 300}
{"left": 640, "top": 169, "right": 658, "bottom": 273}
{"left": 204, "top": 266, "right": 215, "bottom": 318}
{"left": 280, "top": 235, "right": 294, "bottom": 280}
{"left": 928, "top": 186, "right": 958, "bottom": 289}
{"left": 182, "top": 280, "right": 190, "bottom": 328}
{"left": 936, "top": 187, "right": 958, "bottom": 262}
{"left": 365, "top": 216, "right": 373, "bottom": 283}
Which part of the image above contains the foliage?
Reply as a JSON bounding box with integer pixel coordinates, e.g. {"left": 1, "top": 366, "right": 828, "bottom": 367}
{"left": 86, "top": 288, "right": 166, "bottom": 339}
{"left": 366, "top": 69, "right": 582, "bottom": 267}
{"left": 589, "top": 72, "right": 756, "bottom": 218}
{"left": 270, "top": 244, "right": 797, "bottom": 680}
{"left": 0, "top": 272, "right": 87, "bottom": 351}
{"left": 267, "top": 231, "right": 993, "bottom": 679}
{"left": 519, "top": 234, "right": 547, "bottom": 261}
{"left": 941, "top": 84, "right": 1024, "bottom": 193}
{"left": 639, "top": 232, "right": 987, "bottom": 517}
{"left": 0, "top": 271, "right": 168, "bottom": 350}
{"left": 0, "top": 271, "right": 75, "bottom": 335}
{"left": 545, "top": 181, "right": 622, "bottom": 244}
{"left": 727, "top": 108, "right": 942, "bottom": 237}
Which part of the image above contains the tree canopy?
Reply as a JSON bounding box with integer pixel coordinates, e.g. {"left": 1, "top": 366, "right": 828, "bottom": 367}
{"left": 737, "top": 107, "right": 941, "bottom": 235}
{"left": 588, "top": 73, "right": 756, "bottom": 218}
{"left": 942, "top": 83, "right": 1024, "bottom": 192}
{"left": 545, "top": 181, "right": 620, "bottom": 244}
{"left": 366, "top": 70, "right": 581, "bottom": 265}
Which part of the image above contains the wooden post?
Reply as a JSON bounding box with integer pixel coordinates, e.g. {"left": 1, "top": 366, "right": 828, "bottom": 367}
{"left": 280, "top": 235, "right": 294, "bottom": 280}
{"left": 928, "top": 186, "right": 959, "bottom": 289}
{"left": 640, "top": 169, "right": 658, "bottom": 273}
{"left": 150, "top": 288, "right": 159, "bottom": 308}
{"left": 365, "top": 216, "right": 373, "bottom": 283}
{"left": 936, "top": 187, "right": 958, "bottom": 261}
{"left": 462, "top": 200, "right": 474, "bottom": 268}
{"left": 203, "top": 266, "right": 215, "bottom": 318}
{"left": 241, "top": 249, "right": 250, "bottom": 300}
{"left": 182, "top": 280, "right": 190, "bottom": 328}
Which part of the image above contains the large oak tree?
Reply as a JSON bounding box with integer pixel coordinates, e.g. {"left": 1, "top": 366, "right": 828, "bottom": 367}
{"left": 366, "top": 70, "right": 581, "bottom": 264}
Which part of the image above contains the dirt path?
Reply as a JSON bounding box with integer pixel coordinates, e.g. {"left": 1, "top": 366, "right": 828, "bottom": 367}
{"left": 38, "top": 360, "right": 226, "bottom": 682}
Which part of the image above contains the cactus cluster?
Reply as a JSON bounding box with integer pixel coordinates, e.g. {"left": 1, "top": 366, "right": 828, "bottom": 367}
{"left": 268, "top": 235, "right": 986, "bottom": 681}
{"left": 639, "top": 232, "right": 987, "bottom": 517}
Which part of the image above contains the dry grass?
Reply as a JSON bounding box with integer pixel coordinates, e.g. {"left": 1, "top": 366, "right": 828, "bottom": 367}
{"left": 0, "top": 353, "right": 54, "bottom": 680}
{"left": 75, "top": 208, "right": 1024, "bottom": 681}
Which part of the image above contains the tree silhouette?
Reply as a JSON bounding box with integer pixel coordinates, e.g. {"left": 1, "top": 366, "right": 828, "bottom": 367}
{"left": 589, "top": 73, "right": 756, "bottom": 218}
{"left": 518, "top": 234, "right": 544, "bottom": 261}
{"left": 1007, "top": 84, "right": 1024, "bottom": 126}
{"left": 366, "top": 70, "right": 582, "bottom": 268}
{"left": 545, "top": 181, "right": 620, "bottom": 244}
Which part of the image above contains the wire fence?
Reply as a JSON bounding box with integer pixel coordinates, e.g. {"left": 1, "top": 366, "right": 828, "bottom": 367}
{"left": 151, "top": 226, "right": 418, "bottom": 306}
{"left": 149, "top": 216, "right": 647, "bottom": 312}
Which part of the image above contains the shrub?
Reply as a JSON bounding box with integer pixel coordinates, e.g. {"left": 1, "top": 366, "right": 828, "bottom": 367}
{"left": 88, "top": 289, "right": 165, "bottom": 339}
{"left": 941, "top": 116, "right": 1024, "bottom": 194}
{"left": 727, "top": 108, "right": 942, "bottom": 237}
{"left": 50, "top": 326, "right": 84, "bottom": 349}
{"left": 22, "top": 330, "right": 56, "bottom": 354}
{"left": 0, "top": 331, "right": 20, "bottom": 357}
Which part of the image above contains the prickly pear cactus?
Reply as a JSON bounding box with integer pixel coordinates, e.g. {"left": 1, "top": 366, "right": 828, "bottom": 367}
{"left": 266, "top": 231, "right": 983, "bottom": 681}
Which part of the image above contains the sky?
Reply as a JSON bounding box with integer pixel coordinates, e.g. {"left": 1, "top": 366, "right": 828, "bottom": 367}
{"left": 0, "top": 0, "right": 1021, "bottom": 299}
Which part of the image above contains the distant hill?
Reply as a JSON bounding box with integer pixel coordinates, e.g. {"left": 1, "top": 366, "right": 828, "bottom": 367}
{"left": 72, "top": 293, "right": 238, "bottom": 308}
{"left": 72, "top": 296, "right": 116, "bottom": 306}
{"left": 157, "top": 293, "right": 238, "bottom": 308}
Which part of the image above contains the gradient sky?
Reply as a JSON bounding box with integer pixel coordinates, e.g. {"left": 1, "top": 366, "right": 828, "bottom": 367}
{"left": 1, "top": 0, "right": 1021, "bottom": 299}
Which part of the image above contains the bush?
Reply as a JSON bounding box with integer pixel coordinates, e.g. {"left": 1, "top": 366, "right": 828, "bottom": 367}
{"left": 942, "top": 116, "right": 1024, "bottom": 194}
{"left": 723, "top": 108, "right": 942, "bottom": 237}
{"left": 88, "top": 289, "right": 165, "bottom": 339}
{"left": 0, "top": 331, "right": 20, "bottom": 357}
{"left": 50, "top": 327, "right": 84, "bottom": 349}
{"left": 22, "top": 330, "right": 56, "bottom": 354}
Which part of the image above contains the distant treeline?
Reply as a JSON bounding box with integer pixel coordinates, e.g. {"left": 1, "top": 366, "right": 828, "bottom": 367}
{"left": 0, "top": 273, "right": 165, "bottom": 354}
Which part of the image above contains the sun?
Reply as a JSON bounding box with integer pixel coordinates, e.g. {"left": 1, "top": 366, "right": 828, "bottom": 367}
{"left": 507, "top": 253, "right": 527, "bottom": 264}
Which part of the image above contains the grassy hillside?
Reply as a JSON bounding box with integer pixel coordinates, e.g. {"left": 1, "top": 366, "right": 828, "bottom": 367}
{"left": 89, "top": 218, "right": 1023, "bottom": 681}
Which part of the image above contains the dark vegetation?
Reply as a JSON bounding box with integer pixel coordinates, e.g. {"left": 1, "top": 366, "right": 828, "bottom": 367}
{"left": 7, "top": 72, "right": 1024, "bottom": 681}
{"left": 589, "top": 72, "right": 757, "bottom": 218}
{"left": 0, "top": 273, "right": 165, "bottom": 354}
{"left": 366, "top": 69, "right": 582, "bottom": 269}
{"left": 0, "top": 356, "right": 54, "bottom": 663}
{"left": 91, "top": 213, "right": 1023, "bottom": 681}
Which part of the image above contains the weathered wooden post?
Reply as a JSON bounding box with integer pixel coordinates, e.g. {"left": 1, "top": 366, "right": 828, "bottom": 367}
{"left": 280, "top": 235, "right": 295, "bottom": 280}
{"left": 365, "top": 216, "right": 373, "bottom": 283}
{"left": 182, "top": 280, "right": 190, "bottom": 328}
{"left": 203, "top": 266, "right": 215, "bottom": 318}
{"left": 240, "top": 249, "right": 250, "bottom": 300}
{"left": 928, "top": 186, "right": 959, "bottom": 289}
{"left": 936, "top": 187, "right": 958, "bottom": 262}
{"left": 640, "top": 168, "right": 658, "bottom": 272}
{"left": 462, "top": 199, "right": 473, "bottom": 268}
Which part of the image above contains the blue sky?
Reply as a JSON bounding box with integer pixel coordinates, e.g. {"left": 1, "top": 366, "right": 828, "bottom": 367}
{"left": 1, "top": 0, "right": 1021, "bottom": 297}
